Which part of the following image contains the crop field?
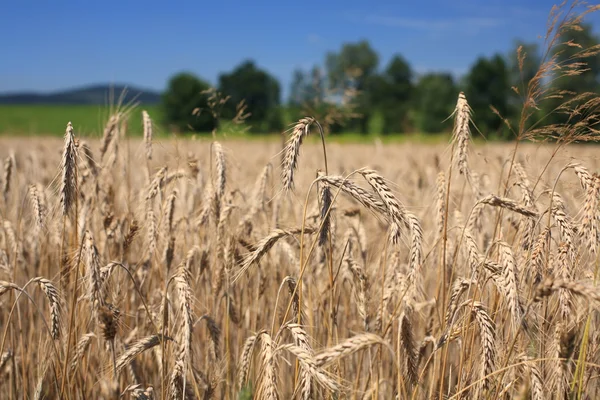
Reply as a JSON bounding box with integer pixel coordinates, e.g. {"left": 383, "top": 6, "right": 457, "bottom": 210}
{"left": 0, "top": 105, "right": 161, "bottom": 136}
{"left": 2, "top": 93, "right": 600, "bottom": 400}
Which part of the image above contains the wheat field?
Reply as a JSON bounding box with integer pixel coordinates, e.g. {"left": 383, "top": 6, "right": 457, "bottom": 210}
{"left": 2, "top": 4, "right": 600, "bottom": 396}
{"left": 2, "top": 97, "right": 600, "bottom": 400}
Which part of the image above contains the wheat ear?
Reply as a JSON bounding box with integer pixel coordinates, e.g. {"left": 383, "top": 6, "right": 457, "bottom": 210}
{"left": 281, "top": 117, "right": 314, "bottom": 191}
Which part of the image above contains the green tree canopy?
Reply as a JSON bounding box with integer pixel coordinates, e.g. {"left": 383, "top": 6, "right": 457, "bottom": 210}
{"left": 545, "top": 23, "right": 600, "bottom": 125}
{"left": 289, "top": 69, "right": 307, "bottom": 106}
{"left": 414, "top": 73, "right": 457, "bottom": 133}
{"left": 289, "top": 66, "right": 325, "bottom": 107}
{"left": 465, "top": 54, "right": 511, "bottom": 138}
{"left": 218, "top": 60, "right": 282, "bottom": 132}
{"left": 368, "top": 55, "right": 414, "bottom": 133}
{"left": 508, "top": 41, "right": 541, "bottom": 94}
{"left": 326, "top": 40, "right": 379, "bottom": 92}
{"left": 326, "top": 41, "right": 380, "bottom": 133}
{"left": 161, "top": 72, "right": 217, "bottom": 133}
{"left": 506, "top": 41, "right": 542, "bottom": 132}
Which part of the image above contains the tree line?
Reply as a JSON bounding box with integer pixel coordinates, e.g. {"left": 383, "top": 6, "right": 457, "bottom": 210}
{"left": 162, "top": 23, "right": 600, "bottom": 138}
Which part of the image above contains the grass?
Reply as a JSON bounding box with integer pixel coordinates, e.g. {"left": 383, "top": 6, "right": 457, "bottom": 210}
{"left": 0, "top": 104, "right": 162, "bottom": 137}
{"left": 0, "top": 105, "right": 453, "bottom": 144}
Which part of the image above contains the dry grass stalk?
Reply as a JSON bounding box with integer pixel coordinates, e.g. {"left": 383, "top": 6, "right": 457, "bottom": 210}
{"left": 280, "top": 344, "right": 339, "bottom": 393}
{"left": 3, "top": 153, "right": 14, "bottom": 199}
{"left": 238, "top": 333, "right": 260, "bottom": 390}
{"left": 313, "top": 333, "right": 387, "bottom": 368}
{"left": 70, "top": 333, "right": 95, "bottom": 374}
{"left": 197, "top": 315, "right": 221, "bottom": 361}
{"left": 60, "top": 122, "right": 78, "bottom": 216}
{"left": 115, "top": 334, "right": 171, "bottom": 375}
{"left": 235, "top": 227, "right": 316, "bottom": 282}
{"left": 142, "top": 110, "right": 153, "bottom": 160}
{"left": 497, "top": 242, "right": 523, "bottom": 329}
{"left": 452, "top": 92, "right": 472, "bottom": 180}
{"left": 258, "top": 332, "right": 279, "bottom": 400}
{"left": 28, "top": 184, "right": 47, "bottom": 231}
{"left": 444, "top": 278, "right": 474, "bottom": 327}
{"left": 551, "top": 193, "right": 576, "bottom": 259}
{"left": 478, "top": 194, "right": 538, "bottom": 218}
{"left": 173, "top": 263, "right": 194, "bottom": 370}
{"left": 399, "top": 307, "right": 419, "bottom": 386}
{"left": 435, "top": 171, "right": 446, "bottom": 240}
{"left": 240, "top": 163, "right": 272, "bottom": 232}
{"left": 535, "top": 278, "right": 600, "bottom": 303}
{"left": 100, "top": 114, "right": 120, "bottom": 161}
{"left": 164, "top": 189, "right": 178, "bottom": 236}
{"left": 281, "top": 117, "right": 314, "bottom": 191}
{"left": 79, "top": 141, "right": 98, "bottom": 178}
{"left": 283, "top": 323, "right": 314, "bottom": 398}
{"left": 581, "top": 174, "right": 600, "bottom": 255}
{"left": 359, "top": 169, "right": 407, "bottom": 244}
{"left": 318, "top": 175, "right": 389, "bottom": 220}
{"left": 146, "top": 209, "right": 157, "bottom": 262}
{"left": 123, "top": 219, "right": 140, "bottom": 255}
{"left": 83, "top": 231, "right": 104, "bottom": 308}
{"left": 34, "top": 278, "right": 61, "bottom": 340}
{"left": 145, "top": 166, "right": 167, "bottom": 203}
{"left": 344, "top": 250, "right": 369, "bottom": 330}
{"left": 318, "top": 174, "right": 333, "bottom": 246}
{"left": 467, "top": 301, "right": 496, "bottom": 393}
{"left": 213, "top": 141, "right": 226, "bottom": 201}
{"left": 573, "top": 163, "right": 594, "bottom": 191}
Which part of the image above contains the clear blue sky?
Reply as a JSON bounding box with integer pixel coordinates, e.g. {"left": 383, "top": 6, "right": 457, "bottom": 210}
{"left": 1, "top": 0, "right": 598, "bottom": 99}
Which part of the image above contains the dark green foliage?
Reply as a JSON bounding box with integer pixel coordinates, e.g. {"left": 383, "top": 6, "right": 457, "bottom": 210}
{"left": 326, "top": 40, "right": 379, "bottom": 92}
{"left": 506, "top": 41, "right": 542, "bottom": 132}
{"left": 367, "top": 55, "right": 414, "bottom": 134}
{"left": 326, "top": 41, "right": 380, "bottom": 133}
{"left": 218, "top": 60, "right": 283, "bottom": 132}
{"left": 508, "top": 41, "right": 541, "bottom": 95}
{"left": 289, "top": 66, "right": 325, "bottom": 107}
{"left": 465, "top": 54, "right": 511, "bottom": 139}
{"left": 161, "top": 72, "right": 217, "bottom": 133}
{"left": 414, "top": 73, "right": 457, "bottom": 133}
{"left": 544, "top": 23, "right": 600, "bottom": 125}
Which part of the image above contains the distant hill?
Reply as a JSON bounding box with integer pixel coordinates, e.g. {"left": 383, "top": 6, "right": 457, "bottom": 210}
{"left": 0, "top": 84, "right": 162, "bottom": 105}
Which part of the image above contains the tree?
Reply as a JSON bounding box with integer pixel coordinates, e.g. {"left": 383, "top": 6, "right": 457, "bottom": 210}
{"left": 162, "top": 72, "right": 217, "bottom": 133}
{"left": 546, "top": 23, "right": 600, "bottom": 125}
{"left": 465, "top": 54, "right": 511, "bottom": 138}
{"left": 218, "top": 60, "right": 282, "bottom": 132}
{"left": 506, "top": 41, "right": 542, "bottom": 129}
{"left": 369, "top": 55, "right": 414, "bottom": 133}
{"left": 508, "top": 41, "right": 541, "bottom": 93}
{"left": 289, "top": 69, "right": 307, "bottom": 106}
{"left": 414, "top": 73, "right": 457, "bottom": 133}
{"left": 326, "top": 40, "right": 379, "bottom": 92}
{"left": 326, "top": 41, "right": 379, "bottom": 133}
{"left": 289, "top": 66, "right": 325, "bottom": 106}
{"left": 306, "top": 66, "right": 326, "bottom": 104}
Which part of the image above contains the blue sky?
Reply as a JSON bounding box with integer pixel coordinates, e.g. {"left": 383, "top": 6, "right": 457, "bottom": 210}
{"left": 1, "top": 0, "right": 599, "bottom": 99}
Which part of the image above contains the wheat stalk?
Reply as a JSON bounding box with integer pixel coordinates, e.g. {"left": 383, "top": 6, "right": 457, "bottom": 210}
{"left": 34, "top": 278, "right": 61, "bottom": 340}
{"left": 282, "top": 117, "right": 314, "bottom": 191}
{"left": 142, "top": 110, "right": 153, "bottom": 160}
{"left": 313, "top": 333, "right": 388, "bottom": 368}
{"left": 359, "top": 169, "right": 407, "bottom": 244}
{"left": 115, "top": 334, "right": 171, "bottom": 375}
{"left": 452, "top": 92, "right": 472, "bottom": 180}
{"left": 60, "top": 122, "right": 78, "bottom": 216}
{"left": 235, "top": 227, "right": 315, "bottom": 282}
